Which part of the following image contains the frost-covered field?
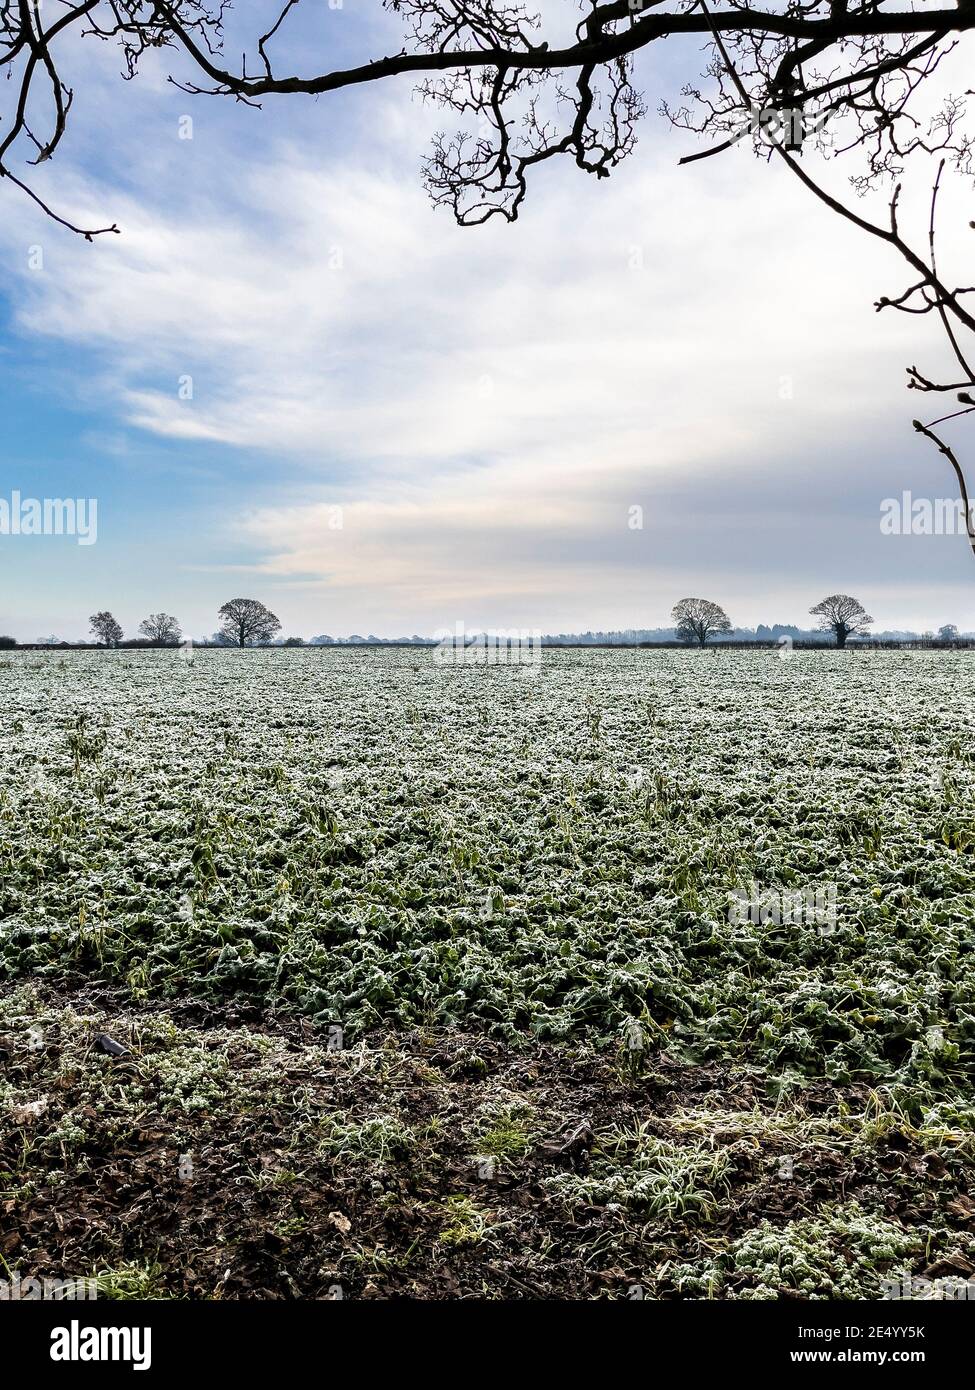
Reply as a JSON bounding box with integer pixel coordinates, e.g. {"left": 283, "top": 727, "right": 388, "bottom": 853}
{"left": 2, "top": 647, "right": 974, "bottom": 1299}
{"left": 4, "top": 646, "right": 975, "bottom": 1078}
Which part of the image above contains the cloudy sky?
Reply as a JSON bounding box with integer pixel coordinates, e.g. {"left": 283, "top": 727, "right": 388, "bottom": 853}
{"left": 0, "top": 3, "right": 972, "bottom": 640}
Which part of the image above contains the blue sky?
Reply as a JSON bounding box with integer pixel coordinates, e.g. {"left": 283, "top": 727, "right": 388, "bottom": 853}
{"left": 0, "top": 3, "right": 973, "bottom": 640}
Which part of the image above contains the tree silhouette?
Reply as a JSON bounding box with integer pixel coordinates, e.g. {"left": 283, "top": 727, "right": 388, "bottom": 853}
{"left": 672, "top": 597, "right": 733, "bottom": 647}
{"left": 2, "top": 4, "right": 971, "bottom": 235}
{"left": 217, "top": 598, "right": 281, "bottom": 648}
{"left": 138, "top": 613, "right": 183, "bottom": 645}
{"left": 89, "top": 610, "right": 122, "bottom": 646}
{"left": 809, "top": 594, "right": 873, "bottom": 648}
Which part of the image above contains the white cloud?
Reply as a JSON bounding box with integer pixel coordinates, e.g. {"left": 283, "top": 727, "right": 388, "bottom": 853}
{"left": 1, "top": 44, "right": 972, "bottom": 634}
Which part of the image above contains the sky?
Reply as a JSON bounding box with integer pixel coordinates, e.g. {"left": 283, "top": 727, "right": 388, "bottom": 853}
{"left": 0, "top": 3, "right": 973, "bottom": 641}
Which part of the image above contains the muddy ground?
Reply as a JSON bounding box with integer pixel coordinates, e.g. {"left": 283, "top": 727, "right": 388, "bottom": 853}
{"left": 2, "top": 981, "right": 973, "bottom": 1300}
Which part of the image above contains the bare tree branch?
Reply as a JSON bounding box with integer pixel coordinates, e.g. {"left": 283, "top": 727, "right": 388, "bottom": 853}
{"left": 1, "top": 2, "right": 973, "bottom": 230}
{"left": 2, "top": 1, "right": 975, "bottom": 564}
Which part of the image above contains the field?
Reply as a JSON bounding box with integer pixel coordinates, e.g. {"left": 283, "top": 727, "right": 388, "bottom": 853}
{"left": 1, "top": 646, "right": 974, "bottom": 1300}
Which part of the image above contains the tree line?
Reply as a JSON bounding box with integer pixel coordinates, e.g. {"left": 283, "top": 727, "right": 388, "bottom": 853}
{"left": 85, "top": 594, "right": 876, "bottom": 650}
{"left": 674, "top": 594, "right": 877, "bottom": 649}
{"left": 671, "top": 596, "right": 960, "bottom": 648}
{"left": 0, "top": 594, "right": 964, "bottom": 653}
{"left": 86, "top": 599, "right": 282, "bottom": 649}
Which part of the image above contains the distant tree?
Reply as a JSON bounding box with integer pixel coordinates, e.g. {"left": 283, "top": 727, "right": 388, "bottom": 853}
{"left": 210, "top": 630, "right": 236, "bottom": 647}
{"left": 283, "top": 636, "right": 304, "bottom": 647}
{"left": 0, "top": 636, "right": 15, "bottom": 649}
{"left": 138, "top": 613, "right": 182, "bottom": 645}
{"left": 672, "top": 598, "right": 733, "bottom": 648}
{"left": 217, "top": 598, "right": 281, "bottom": 648}
{"left": 89, "top": 611, "right": 122, "bottom": 646}
{"left": 938, "top": 624, "right": 960, "bottom": 642}
{"left": 809, "top": 595, "right": 874, "bottom": 649}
